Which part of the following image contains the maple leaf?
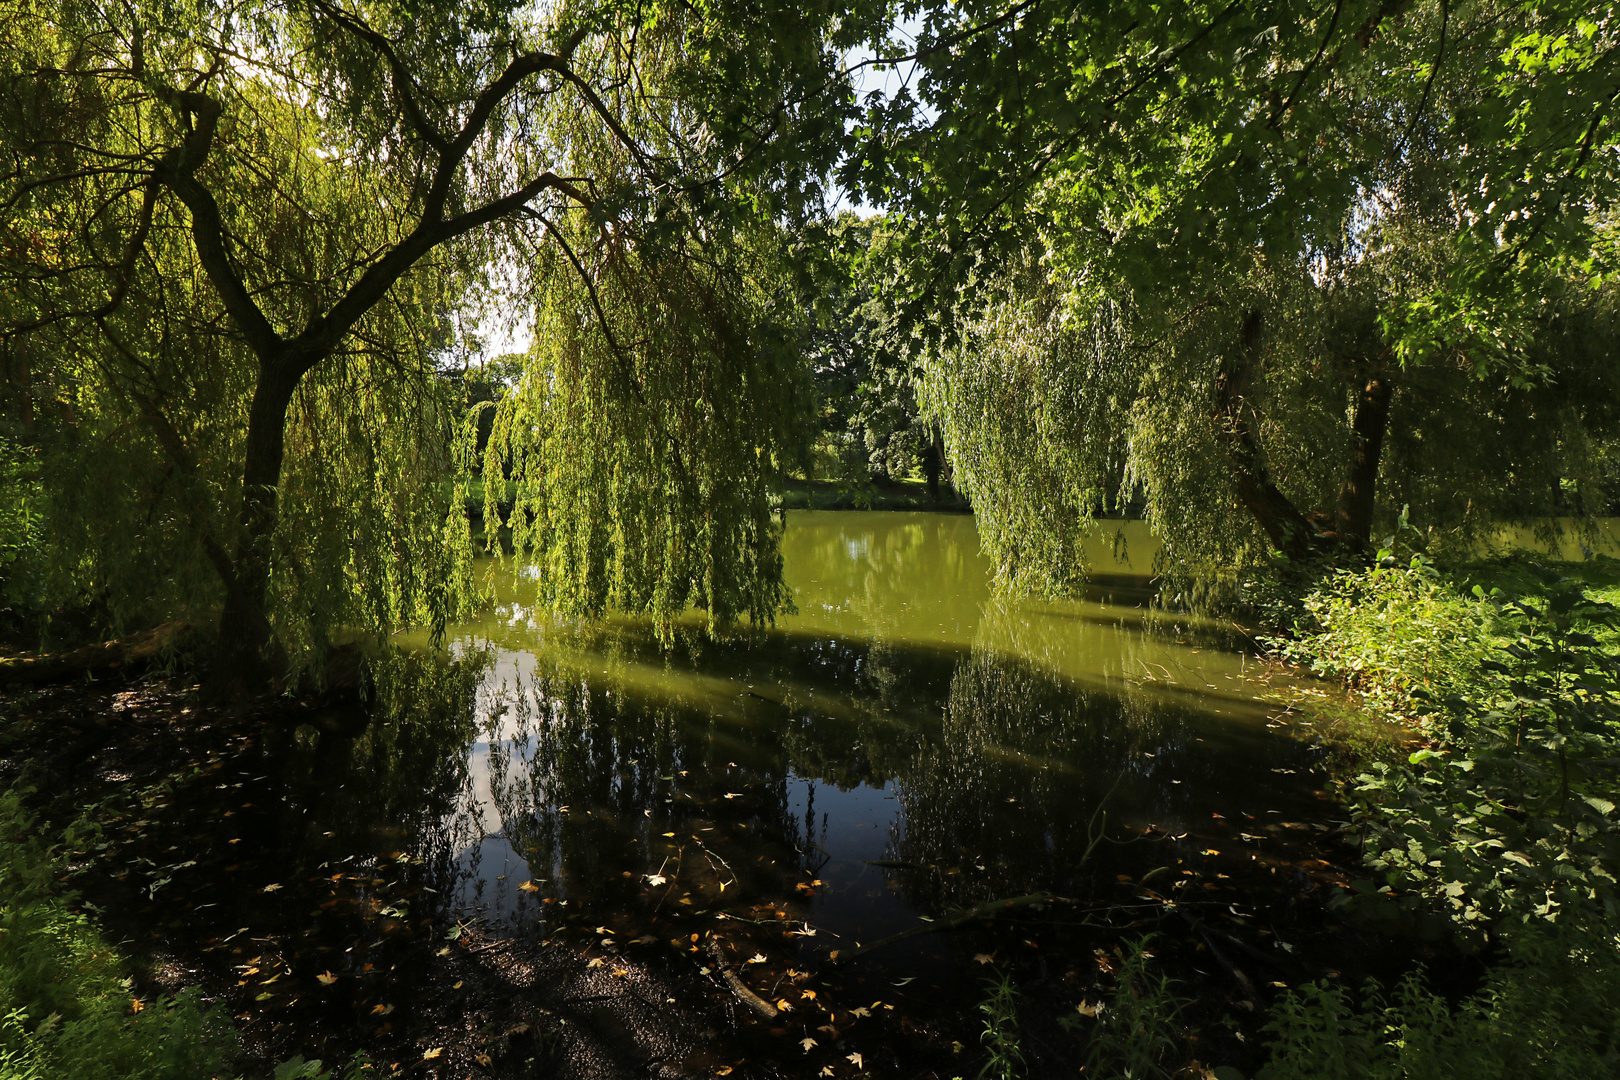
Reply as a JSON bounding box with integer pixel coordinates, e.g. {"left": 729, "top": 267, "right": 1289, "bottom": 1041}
{"left": 973, "top": 953, "right": 995, "bottom": 965}
{"left": 847, "top": 1052, "right": 864, "bottom": 1068}
{"left": 316, "top": 971, "right": 337, "bottom": 986}
{"left": 849, "top": 1007, "right": 871, "bottom": 1018}
{"left": 800, "top": 1037, "right": 817, "bottom": 1052}
{"left": 422, "top": 1047, "right": 442, "bottom": 1060}
{"left": 645, "top": 873, "right": 667, "bottom": 886}
{"left": 518, "top": 880, "right": 540, "bottom": 892}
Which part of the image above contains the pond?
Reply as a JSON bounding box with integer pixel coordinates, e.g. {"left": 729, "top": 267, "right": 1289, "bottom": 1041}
{"left": 58, "top": 512, "right": 1380, "bottom": 1077}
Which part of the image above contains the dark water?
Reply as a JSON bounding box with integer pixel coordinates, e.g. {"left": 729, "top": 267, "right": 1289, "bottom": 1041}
{"left": 417, "top": 514, "right": 1338, "bottom": 968}
{"left": 78, "top": 513, "right": 1363, "bottom": 1069}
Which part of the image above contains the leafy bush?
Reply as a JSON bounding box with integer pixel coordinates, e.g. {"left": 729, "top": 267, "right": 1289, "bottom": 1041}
{"left": 1252, "top": 555, "right": 1620, "bottom": 1080}
{"left": 1258, "top": 923, "right": 1620, "bottom": 1080}
{"left": 0, "top": 789, "right": 232, "bottom": 1080}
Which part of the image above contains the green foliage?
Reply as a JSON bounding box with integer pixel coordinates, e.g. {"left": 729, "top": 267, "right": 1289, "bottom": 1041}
{"left": 1066, "top": 938, "right": 1186, "bottom": 1080}
{"left": 975, "top": 973, "right": 1025, "bottom": 1080}
{"left": 0, "top": 789, "right": 231, "bottom": 1080}
{"left": 1272, "top": 554, "right": 1495, "bottom": 727}
{"left": 1257, "top": 925, "right": 1620, "bottom": 1080}
{"left": 479, "top": 221, "right": 804, "bottom": 637}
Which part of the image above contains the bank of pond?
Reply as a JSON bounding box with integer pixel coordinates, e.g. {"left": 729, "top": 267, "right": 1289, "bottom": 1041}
{"left": 2, "top": 512, "right": 1616, "bottom": 1080}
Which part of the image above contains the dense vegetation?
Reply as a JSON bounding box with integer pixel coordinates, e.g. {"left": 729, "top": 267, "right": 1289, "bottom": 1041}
{"left": 2, "top": 0, "right": 1619, "bottom": 1077}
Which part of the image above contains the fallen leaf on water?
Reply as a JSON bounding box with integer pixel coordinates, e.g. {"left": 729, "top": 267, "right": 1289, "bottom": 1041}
{"left": 849, "top": 1007, "right": 871, "bottom": 1018}
{"left": 662, "top": 832, "right": 676, "bottom": 837}
{"left": 518, "top": 880, "right": 540, "bottom": 892}
{"left": 775, "top": 999, "right": 793, "bottom": 1011}
{"left": 817, "top": 1024, "right": 839, "bottom": 1037}
{"left": 436, "top": 947, "right": 450, "bottom": 957}
{"left": 261, "top": 883, "right": 282, "bottom": 892}
{"left": 801, "top": 990, "right": 818, "bottom": 1001}
{"left": 828, "top": 950, "right": 840, "bottom": 961}
{"left": 645, "top": 874, "right": 667, "bottom": 886}
{"left": 370, "top": 1004, "right": 394, "bottom": 1016}
{"left": 316, "top": 972, "right": 337, "bottom": 986}
{"left": 973, "top": 953, "right": 995, "bottom": 965}
{"left": 612, "top": 967, "right": 630, "bottom": 978}
{"left": 820, "top": 1069, "right": 835, "bottom": 1078}
{"left": 799, "top": 1037, "right": 817, "bottom": 1052}
{"left": 724, "top": 793, "right": 743, "bottom": 799}
{"left": 475, "top": 1054, "right": 493, "bottom": 1067}
{"left": 747, "top": 953, "right": 768, "bottom": 964}
{"left": 847, "top": 1053, "right": 864, "bottom": 1068}
{"left": 586, "top": 958, "right": 606, "bottom": 969}
{"left": 422, "top": 1047, "right": 442, "bottom": 1060}
{"left": 453, "top": 981, "right": 463, "bottom": 990}
{"left": 1076, "top": 1000, "right": 1103, "bottom": 1018}
{"left": 715, "top": 1069, "right": 733, "bottom": 1077}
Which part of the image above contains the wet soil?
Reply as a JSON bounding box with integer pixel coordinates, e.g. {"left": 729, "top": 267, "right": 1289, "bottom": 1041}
{"left": 0, "top": 670, "right": 1484, "bottom": 1080}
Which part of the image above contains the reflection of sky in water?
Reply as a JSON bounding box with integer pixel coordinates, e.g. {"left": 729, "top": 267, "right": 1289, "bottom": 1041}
{"left": 420, "top": 513, "right": 1337, "bottom": 954}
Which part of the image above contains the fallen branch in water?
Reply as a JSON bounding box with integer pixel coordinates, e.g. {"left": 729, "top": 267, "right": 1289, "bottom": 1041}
{"left": 829, "top": 893, "right": 1058, "bottom": 965}
{"left": 707, "top": 941, "right": 778, "bottom": 1019}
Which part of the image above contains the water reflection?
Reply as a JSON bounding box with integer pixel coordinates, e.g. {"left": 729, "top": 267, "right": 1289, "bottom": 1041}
{"left": 399, "top": 513, "right": 1331, "bottom": 976}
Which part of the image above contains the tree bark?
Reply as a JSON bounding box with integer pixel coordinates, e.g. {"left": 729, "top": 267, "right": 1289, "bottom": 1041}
{"left": 1334, "top": 367, "right": 1395, "bottom": 553}
{"left": 210, "top": 360, "right": 301, "bottom": 693}
{"left": 1213, "top": 309, "right": 1319, "bottom": 560}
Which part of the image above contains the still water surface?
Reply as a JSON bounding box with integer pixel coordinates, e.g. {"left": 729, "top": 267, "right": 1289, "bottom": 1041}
{"left": 422, "top": 512, "right": 1336, "bottom": 977}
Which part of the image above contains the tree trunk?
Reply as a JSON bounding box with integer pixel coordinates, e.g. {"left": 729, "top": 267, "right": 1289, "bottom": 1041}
{"left": 1334, "top": 368, "right": 1395, "bottom": 553}
{"left": 1213, "top": 309, "right": 1319, "bottom": 560}
{"left": 921, "top": 422, "right": 945, "bottom": 506}
{"left": 210, "top": 359, "right": 302, "bottom": 694}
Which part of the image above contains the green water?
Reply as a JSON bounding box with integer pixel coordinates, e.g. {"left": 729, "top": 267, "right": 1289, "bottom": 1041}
{"left": 430, "top": 512, "right": 1338, "bottom": 967}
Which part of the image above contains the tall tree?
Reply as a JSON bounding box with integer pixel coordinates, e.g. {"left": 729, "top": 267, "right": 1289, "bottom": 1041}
{"left": 849, "top": 0, "right": 1620, "bottom": 575}
{"left": 0, "top": 0, "right": 886, "bottom": 685}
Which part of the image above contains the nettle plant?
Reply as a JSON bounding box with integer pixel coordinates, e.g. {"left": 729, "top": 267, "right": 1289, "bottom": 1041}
{"left": 1346, "top": 565, "right": 1620, "bottom": 933}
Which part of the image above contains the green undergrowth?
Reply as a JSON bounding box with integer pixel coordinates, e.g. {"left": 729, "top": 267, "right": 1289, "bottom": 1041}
{"left": 0, "top": 788, "right": 231, "bottom": 1080}
{"left": 1252, "top": 548, "right": 1620, "bottom": 1078}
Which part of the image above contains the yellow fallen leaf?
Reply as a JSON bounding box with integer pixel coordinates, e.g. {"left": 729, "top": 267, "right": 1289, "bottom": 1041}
{"left": 475, "top": 1054, "right": 493, "bottom": 1067}
{"left": 1076, "top": 1000, "right": 1103, "bottom": 1018}
{"left": 747, "top": 953, "right": 767, "bottom": 964}
{"left": 370, "top": 1003, "right": 394, "bottom": 1016}
{"left": 261, "top": 883, "right": 282, "bottom": 892}
{"left": 316, "top": 971, "right": 337, "bottom": 986}
{"left": 849, "top": 1006, "right": 871, "bottom": 1018}
{"left": 801, "top": 989, "right": 818, "bottom": 1001}
{"left": 799, "top": 1037, "right": 817, "bottom": 1052}
{"left": 518, "top": 880, "right": 540, "bottom": 892}
{"left": 716, "top": 1069, "right": 733, "bottom": 1077}
{"left": 973, "top": 953, "right": 995, "bottom": 965}
{"left": 847, "top": 1052, "right": 864, "bottom": 1068}
{"left": 586, "top": 958, "right": 606, "bottom": 969}
{"left": 422, "top": 1047, "right": 442, "bottom": 1060}
{"left": 612, "top": 967, "right": 630, "bottom": 978}
{"left": 775, "top": 998, "right": 793, "bottom": 1011}
{"left": 453, "top": 981, "right": 463, "bottom": 990}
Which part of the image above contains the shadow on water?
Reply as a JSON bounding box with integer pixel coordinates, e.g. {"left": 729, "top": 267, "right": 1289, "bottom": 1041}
{"left": 44, "top": 513, "right": 1399, "bottom": 1076}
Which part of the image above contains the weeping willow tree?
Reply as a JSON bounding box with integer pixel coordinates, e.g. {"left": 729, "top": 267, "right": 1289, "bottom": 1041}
{"left": 920, "top": 226, "right": 1620, "bottom": 590}
{"left": 856, "top": 0, "right": 1620, "bottom": 590}
{"left": 479, "top": 218, "right": 808, "bottom": 636}
{"left": 0, "top": 0, "right": 882, "bottom": 686}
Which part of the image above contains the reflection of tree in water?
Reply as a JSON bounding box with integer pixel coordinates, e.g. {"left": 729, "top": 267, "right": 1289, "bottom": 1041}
{"left": 475, "top": 651, "right": 822, "bottom": 925}
{"left": 888, "top": 648, "right": 1184, "bottom": 911}
{"left": 275, "top": 648, "right": 487, "bottom": 922}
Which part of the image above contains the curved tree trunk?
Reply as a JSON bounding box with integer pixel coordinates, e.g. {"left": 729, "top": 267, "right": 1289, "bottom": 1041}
{"left": 1213, "top": 309, "right": 1320, "bottom": 560}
